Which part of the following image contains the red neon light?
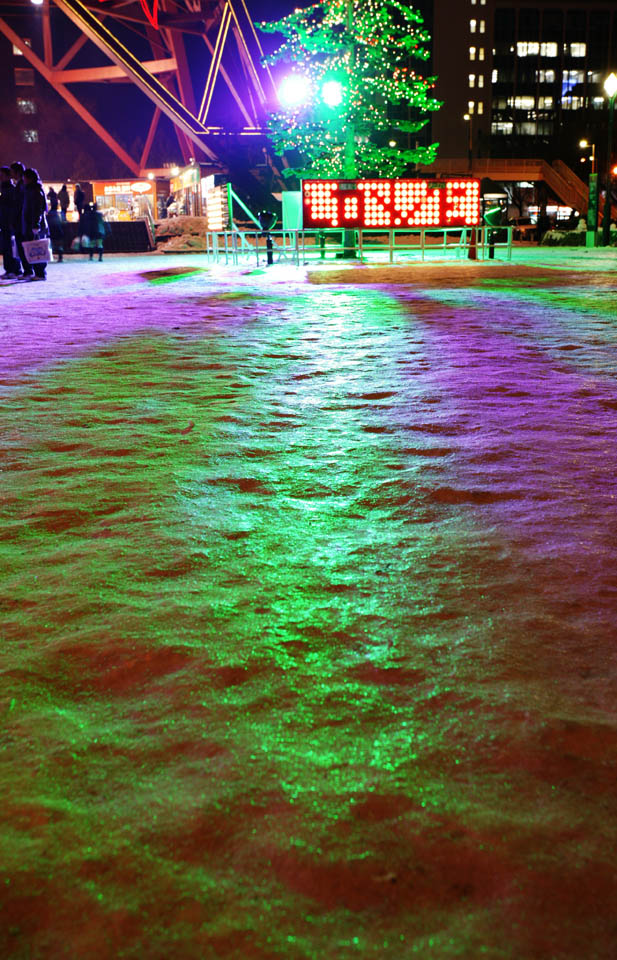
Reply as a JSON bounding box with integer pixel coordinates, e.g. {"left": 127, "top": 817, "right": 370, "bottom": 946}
{"left": 302, "top": 178, "right": 481, "bottom": 229}
{"left": 97, "top": 0, "right": 159, "bottom": 30}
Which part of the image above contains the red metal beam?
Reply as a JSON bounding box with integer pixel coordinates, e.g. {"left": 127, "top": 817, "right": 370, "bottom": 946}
{"left": 139, "top": 105, "right": 161, "bottom": 170}
{"left": 54, "top": 33, "right": 88, "bottom": 69}
{"left": 0, "top": 17, "right": 140, "bottom": 174}
{"left": 42, "top": 0, "right": 53, "bottom": 66}
{"left": 53, "top": 57, "right": 177, "bottom": 83}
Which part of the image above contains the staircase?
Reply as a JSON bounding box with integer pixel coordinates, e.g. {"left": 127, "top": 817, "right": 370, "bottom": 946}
{"left": 423, "top": 158, "right": 617, "bottom": 223}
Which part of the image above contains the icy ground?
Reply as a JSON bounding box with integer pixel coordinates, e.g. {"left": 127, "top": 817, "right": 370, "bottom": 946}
{"left": 1, "top": 249, "right": 617, "bottom": 959}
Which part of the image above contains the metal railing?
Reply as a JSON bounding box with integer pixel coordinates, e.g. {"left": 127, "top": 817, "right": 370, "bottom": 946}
{"left": 202, "top": 226, "right": 513, "bottom": 267}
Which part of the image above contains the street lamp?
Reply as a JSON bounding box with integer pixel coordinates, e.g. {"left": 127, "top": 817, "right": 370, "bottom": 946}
{"left": 463, "top": 113, "right": 473, "bottom": 170}
{"left": 277, "top": 73, "right": 310, "bottom": 109}
{"left": 579, "top": 139, "right": 596, "bottom": 174}
{"left": 602, "top": 72, "right": 617, "bottom": 246}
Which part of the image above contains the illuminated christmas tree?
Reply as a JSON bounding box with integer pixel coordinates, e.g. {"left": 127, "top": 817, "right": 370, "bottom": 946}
{"left": 257, "top": 0, "right": 441, "bottom": 180}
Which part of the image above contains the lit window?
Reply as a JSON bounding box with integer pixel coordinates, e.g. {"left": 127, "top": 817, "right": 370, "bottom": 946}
{"left": 570, "top": 43, "right": 586, "bottom": 57}
{"left": 478, "top": 101, "right": 484, "bottom": 114}
{"left": 592, "top": 96, "right": 605, "bottom": 108}
{"left": 16, "top": 97, "right": 36, "bottom": 114}
{"left": 538, "top": 96, "right": 554, "bottom": 108}
{"left": 540, "top": 42, "right": 558, "bottom": 57}
{"left": 510, "top": 96, "right": 535, "bottom": 109}
{"left": 478, "top": 75, "right": 484, "bottom": 88}
{"left": 479, "top": 20, "right": 486, "bottom": 33}
{"left": 563, "top": 96, "right": 584, "bottom": 110}
{"left": 491, "top": 121, "right": 514, "bottom": 134}
{"left": 479, "top": 47, "right": 485, "bottom": 61}
{"left": 537, "top": 69, "right": 556, "bottom": 83}
{"left": 23, "top": 129, "right": 38, "bottom": 143}
{"left": 492, "top": 68, "right": 498, "bottom": 82}
{"left": 469, "top": 73, "right": 476, "bottom": 87}
{"left": 480, "top": 0, "right": 486, "bottom": 5}
{"left": 562, "top": 69, "right": 584, "bottom": 91}
{"left": 470, "top": 46, "right": 476, "bottom": 60}
{"left": 519, "top": 122, "right": 537, "bottom": 135}
{"left": 12, "top": 39, "right": 31, "bottom": 56}
{"left": 14, "top": 68, "right": 34, "bottom": 86}
{"left": 471, "top": 0, "right": 476, "bottom": 5}
{"left": 517, "top": 42, "right": 540, "bottom": 57}
{"left": 470, "top": 18, "right": 477, "bottom": 32}
{"left": 468, "top": 100, "right": 475, "bottom": 114}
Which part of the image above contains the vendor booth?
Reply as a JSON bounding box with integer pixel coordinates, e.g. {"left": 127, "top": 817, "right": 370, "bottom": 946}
{"left": 168, "top": 163, "right": 228, "bottom": 228}
{"left": 91, "top": 179, "right": 160, "bottom": 221}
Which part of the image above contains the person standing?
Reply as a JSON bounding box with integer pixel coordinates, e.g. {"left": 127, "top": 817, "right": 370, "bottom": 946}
{"left": 0, "top": 166, "right": 22, "bottom": 279}
{"left": 79, "top": 201, "right": 107, "bottom": 261}
{"left": 73, "top": 182, "right": 85, "bottom": 216}
{"left": 10, "top": 161, "right": 32, "bottom": 279}
{"left": 47, "top": 189, "right": 64, "bottom": 263}
{"left": 46, "top": 185, "right": 58, "bottom": 210}
{"left": 58, "top": 183, "right": 70, "bottom": 221}
{"left": 21, "top": 167, "right": 49, "bottom": 281}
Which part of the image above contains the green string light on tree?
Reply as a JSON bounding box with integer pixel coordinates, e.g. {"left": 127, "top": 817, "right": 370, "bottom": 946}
{"left": 256, "top": 0, "right": 442, "bottom": 180}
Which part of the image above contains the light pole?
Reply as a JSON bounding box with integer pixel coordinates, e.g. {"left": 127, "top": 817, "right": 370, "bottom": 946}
{"left": 579, "top": 138, "right": 596, "bottom": 174}
{"left": 464, "top": 113, "right": 473, "bottom": 170}
{"left": 602, "top": 72, "right": 617, "bottom": 246}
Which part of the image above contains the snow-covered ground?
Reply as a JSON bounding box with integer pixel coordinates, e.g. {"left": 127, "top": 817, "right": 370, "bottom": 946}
{"left": 2, "top": 248, "right": 617, "bottom": 958}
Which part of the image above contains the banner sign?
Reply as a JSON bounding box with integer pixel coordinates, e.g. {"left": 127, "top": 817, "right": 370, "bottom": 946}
{"left": 302, "top": 178, "right": 481, "bottom": 229}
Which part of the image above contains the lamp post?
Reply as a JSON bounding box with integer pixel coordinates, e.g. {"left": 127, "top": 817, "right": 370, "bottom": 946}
{"left": 579, "top": 138, "right": 596, "bottom": 174}
{"left": 464, "top": 113, "right": 473, "bottom": 170}
{"left": 602, "top": 72, "right": 617, "bottom": 246}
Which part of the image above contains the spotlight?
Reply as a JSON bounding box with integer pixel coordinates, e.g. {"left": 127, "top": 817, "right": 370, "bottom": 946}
{"left": 321, "top": 80, "right": 344, "bottom": 108}
{"left": 278, "top": 74, "right": 310, "bottom": 109}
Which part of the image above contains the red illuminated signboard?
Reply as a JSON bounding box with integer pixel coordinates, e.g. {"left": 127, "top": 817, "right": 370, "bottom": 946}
{"left": 302, "top": 178, "right": 481, "bottom": 229}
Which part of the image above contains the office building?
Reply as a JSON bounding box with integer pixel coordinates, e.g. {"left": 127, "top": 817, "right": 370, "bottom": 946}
{"left": 432, "top": 0, "right": 617, "bottom": 166}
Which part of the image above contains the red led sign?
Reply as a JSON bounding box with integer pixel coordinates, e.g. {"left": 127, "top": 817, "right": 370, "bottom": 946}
{"left": 302, "top": 178, "right": 481, "bottom": 229}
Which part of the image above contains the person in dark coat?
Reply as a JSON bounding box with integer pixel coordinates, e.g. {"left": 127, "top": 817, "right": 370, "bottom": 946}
{"left": 10, "top": 161, "right": 31, "bottom": 278}
{"left": 46, "top": 182, "right": 63, "bottom": 259}
{"left": 58, "top": 183, "right": 70, "bottom": 220}
{"left": 79, "top": 201, "right": 107, "bottom": 261}
{"left": 20, "top": 167, "right": 49, "bottom": 281}
{"left": 47, "top": 203, "right": 64, "bottom": 263}
{"left": 73, "top": 182, "right": 85, "bottom": 216}
{"left": 0, "top": 166, "right": 22, "bottom": 278}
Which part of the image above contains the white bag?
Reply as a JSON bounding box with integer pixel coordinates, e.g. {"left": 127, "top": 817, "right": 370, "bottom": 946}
{"left": 22, "top": 238, "right": 52, "bottom": 264}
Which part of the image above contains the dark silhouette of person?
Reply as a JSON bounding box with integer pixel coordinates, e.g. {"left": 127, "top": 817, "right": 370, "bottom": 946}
{"left": 21, "top": 167, "right": 49, "bottom": 281}
{"left": 0, "top": 166, "right": 22, "bottom": 278}
{"left": 79, "top": 201, "right": 108, "bottom": 261}
{"left": 47, "top": 204, "right": 64, "bottom": 263}
{"left": 58, "top": 183, "right": 70, "bottom": 221}
{"left": 10, "top": 161, "right": 31, "bottom": 278}
{"left": 47, "top": 185, "right": 58, "bottom": 210}
{"left": 73, "top": 182, "right": 85, "bottom": 216}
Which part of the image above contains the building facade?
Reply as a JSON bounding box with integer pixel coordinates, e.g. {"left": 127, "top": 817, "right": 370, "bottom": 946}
{"left": 432, "top": 0, "right": 617, "bottom": 168}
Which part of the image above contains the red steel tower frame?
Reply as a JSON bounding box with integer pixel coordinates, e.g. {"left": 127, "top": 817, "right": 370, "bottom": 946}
{"left": 0, "top": 0, "right": 276, "bottom": 175}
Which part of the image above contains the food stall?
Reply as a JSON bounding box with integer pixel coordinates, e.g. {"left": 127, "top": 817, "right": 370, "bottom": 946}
{"left": 169, "top": 164, "right": 201, "bottom": 217}
{"left": 168, "top": 163, "right": 228, "bottom": 228}
{"left": 91, "top": 179, "right": 160, "bottom": 221}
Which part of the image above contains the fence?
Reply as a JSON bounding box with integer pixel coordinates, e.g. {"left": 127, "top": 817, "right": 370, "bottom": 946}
{"left": 202, "top": 226, "right": 513, "bottom": 267}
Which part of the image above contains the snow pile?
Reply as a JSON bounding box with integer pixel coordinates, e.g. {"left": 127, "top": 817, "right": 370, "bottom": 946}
{"left": 155, "top": 216, "right": 209, "bottom": 254}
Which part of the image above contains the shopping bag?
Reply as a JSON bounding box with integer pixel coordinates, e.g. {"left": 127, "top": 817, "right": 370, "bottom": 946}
{"left": 22, "top": 238, "right": 52, "bottom": 264}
